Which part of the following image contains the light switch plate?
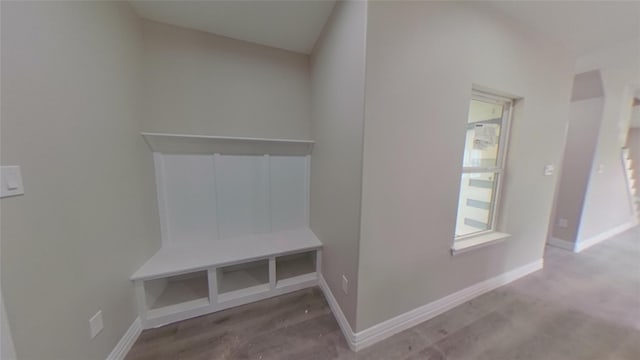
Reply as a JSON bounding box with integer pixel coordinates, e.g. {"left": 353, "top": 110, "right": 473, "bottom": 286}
{"left": 544, "top": 165, "right": 555, "bottom": 176}
{"left": 341, "top": 275, "right": 348, "bottom": 295}
{"left": 1, "top": 166, "right": 24, "bottom": 198}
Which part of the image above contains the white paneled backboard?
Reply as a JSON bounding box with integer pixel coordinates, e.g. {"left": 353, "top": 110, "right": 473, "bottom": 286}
{"left": 269, "top": 156, "right": 309, "bottom": 232}
{"left": 215, "top": 155, "right": 270, "bottom": 239}
{"left": 158, "top": 154, "right": 218, "bottom": 245}
{"left": 154, "top": 153, "right": 309, "bottom": 246}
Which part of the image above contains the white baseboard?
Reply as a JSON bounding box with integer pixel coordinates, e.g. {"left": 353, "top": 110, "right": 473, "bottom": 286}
{"left": 575, "top": 220, "right": 637, "bottom": 253}
{"left": 318, "top": 275, "right": 357, "bottom": 351}
{"left": 547, "top": 237, "right": 576, "bottom": 251}
{"left": 320, "top": 259, "right": 543, "bottom": 352}
{"left": 106, "top": 316, "right": 142, "bottom": 360}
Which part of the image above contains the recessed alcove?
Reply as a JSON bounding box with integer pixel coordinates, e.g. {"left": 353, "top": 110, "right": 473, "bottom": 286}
{"left": 131, "top": 133, "right": 322, "bottom": 328}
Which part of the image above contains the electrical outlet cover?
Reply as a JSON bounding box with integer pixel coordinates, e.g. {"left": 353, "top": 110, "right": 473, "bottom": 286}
{"left": 89, "top": 310, "right": 104, "bottom": 339}
{"left": 557, "top": 218, "right": 569, "bottom": 228}
{"left": 0, "top": 166, "right": 24, "bottom": 198}
{"left": 341, "top": 275, "right": 348, "bottom": 295}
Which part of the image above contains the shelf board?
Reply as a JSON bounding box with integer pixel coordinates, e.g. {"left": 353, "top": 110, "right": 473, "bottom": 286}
{"left": 132, "top": 227, "right": 322, "bottom": 281}
{"left": 218, "top": 284, "right": 271, "bottom": 303}
{"left": 275, "top": 272, "right": 317, "bottom": 289}
{"left": 147, "top": 297, "right": 210, "bottom": 319}
{"left": 142, "top": 132, "right": 314, "bottom": 156}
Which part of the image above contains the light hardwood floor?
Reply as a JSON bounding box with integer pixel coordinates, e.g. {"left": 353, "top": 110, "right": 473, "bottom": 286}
{"left": 126, "top": 226, "right": 640, "bottom": 360}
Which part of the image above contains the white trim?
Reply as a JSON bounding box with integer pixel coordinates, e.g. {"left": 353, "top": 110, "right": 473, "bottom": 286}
{"left": 106, "top": 316, "right": 142, "bottom": 360}
{"left": 141, "top": 132, "right": 314, "bottom": 156}
{"left": 318, "top": 274, "right": 357, "bottom": 351}
{"left": 547, "top": 237, "right": 576, "bottom": 251}
{"left": 153, "top": 153, "right": 170, "bottom": 247}
{"left": 304, "top": 155, "right": 311, "bottom": 227}
{"left": 320, "top": 259, "right": 543, "bottom": 352}
{"left": 263, "top": 154, "right": 272, "bottom": 233}
{"left": 575, "top": 220, "right": 637, "bottom": 253}
{"left": 142, "top": 132, "right": 315, "bottom": 145}
{"left": 212, "top": 153, "right": 222, "bottom": 240}
{"left": 451, "top": 231, "right": 510, "bottom": 255}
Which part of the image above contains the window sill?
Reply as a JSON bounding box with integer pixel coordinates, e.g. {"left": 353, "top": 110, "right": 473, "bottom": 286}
{"left": 451, "top": 232, "right": 511, "bottom": 256}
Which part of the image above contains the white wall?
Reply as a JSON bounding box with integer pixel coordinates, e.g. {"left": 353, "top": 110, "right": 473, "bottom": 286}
{"left": 552, "top": 71, "right": 604, "bottom": 243}
{"left": 141, "top": 20, "right": 311, "bottom": 140}
{"left": 576, "top": 39, "right": 640, "bottom": 241}
{"left": 357, "top": 1, "right": 573, "bottom": 331}
{"left": 309, "top": 0, "right": 367, "bottom": 330}
{"left": 1, "top": 2, "right": 161, "bottom": 359}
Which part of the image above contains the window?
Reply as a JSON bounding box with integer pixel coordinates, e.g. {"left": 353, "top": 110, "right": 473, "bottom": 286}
{"left": 453, "top": 90, "right": 512, "bottom": 251}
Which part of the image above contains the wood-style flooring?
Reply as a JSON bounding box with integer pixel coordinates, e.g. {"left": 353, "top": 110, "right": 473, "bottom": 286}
{"left": 126, "top": 226, "right": 640, "bottom": 360}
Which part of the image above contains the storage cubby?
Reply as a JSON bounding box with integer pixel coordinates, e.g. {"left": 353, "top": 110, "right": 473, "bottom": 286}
{"left": 144, "top": 271, "right": 209, "bottom": 316}
{"left": 217, "top": 259, "right": 270, "bottom": 300}
{"left": 276, "top": 251, "right": 316, "bottom": 287}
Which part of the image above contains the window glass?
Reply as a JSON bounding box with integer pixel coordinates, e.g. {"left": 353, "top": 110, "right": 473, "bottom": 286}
{"left": 462, "top": 100, "right": 503, "bottom": 168}
{"left": 454, "top": 92, "right": 511, "bottom": 241}
{"left": 455, "top": 172, "right": 498, "bottom": 237}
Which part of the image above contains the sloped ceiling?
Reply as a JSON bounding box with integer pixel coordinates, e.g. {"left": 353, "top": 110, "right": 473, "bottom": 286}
{"left": 131, "top": 0, "right": 336, "bottom": 54}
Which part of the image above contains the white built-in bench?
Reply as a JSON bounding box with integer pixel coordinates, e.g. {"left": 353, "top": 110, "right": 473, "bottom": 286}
{"left": 131, "top": 133, "right": 321, "bottom": 328}
{"left": 132, "top": 228, "right": 321, "bottom": 328}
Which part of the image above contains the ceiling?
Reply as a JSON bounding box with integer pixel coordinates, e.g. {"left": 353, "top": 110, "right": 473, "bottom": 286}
{"left": 130, "top": 0, "right": 336, "bottom": 54}
{"left": 488, "top": 1, "right": 640, "bottom": 56}
{"left": 131, "top": 1, "right": 638, "bottom": 57}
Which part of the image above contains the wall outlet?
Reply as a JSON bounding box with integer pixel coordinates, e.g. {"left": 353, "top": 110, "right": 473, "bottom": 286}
{"left": 341, "top": 275, "right": 348, "bottom": 295}
{"left": 0, "top": 166, "right": 25, "bottom": 198}
{"left": 557, "top": 218, "right": 569, "bottom": 228}
{"left": 89, "top": 310, "right": 104, "bottom": 339}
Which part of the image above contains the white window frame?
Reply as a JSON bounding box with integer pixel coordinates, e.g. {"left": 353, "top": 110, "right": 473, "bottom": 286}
{"left": 452, "top": 90, "right": 513, "bottom": 255}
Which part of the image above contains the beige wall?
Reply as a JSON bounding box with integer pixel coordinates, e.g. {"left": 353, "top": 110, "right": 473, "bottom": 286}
{"left": 356, "top": 1, "right": 573, "bottom": 331}
{"left": 552, "top": 98, "right": 604, "bottom": 242}
{"left": 1, "top": 2, "right": 161, "bottom": 359}
{"left": 309, "top": 0, "right": 367, "bottom": 330}
{"left": 552, "top": 72, "right": 604, "bottom": 243}
{"left": 576, "top": 40, "right": 640, "bottom": 241}
{"left": 140, "top": 20, "right": 311, "bottom": 140}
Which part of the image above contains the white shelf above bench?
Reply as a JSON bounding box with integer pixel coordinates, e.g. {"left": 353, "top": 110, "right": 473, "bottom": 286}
{"left": 141, "top": 132, "right": 314, "bottom": 155}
